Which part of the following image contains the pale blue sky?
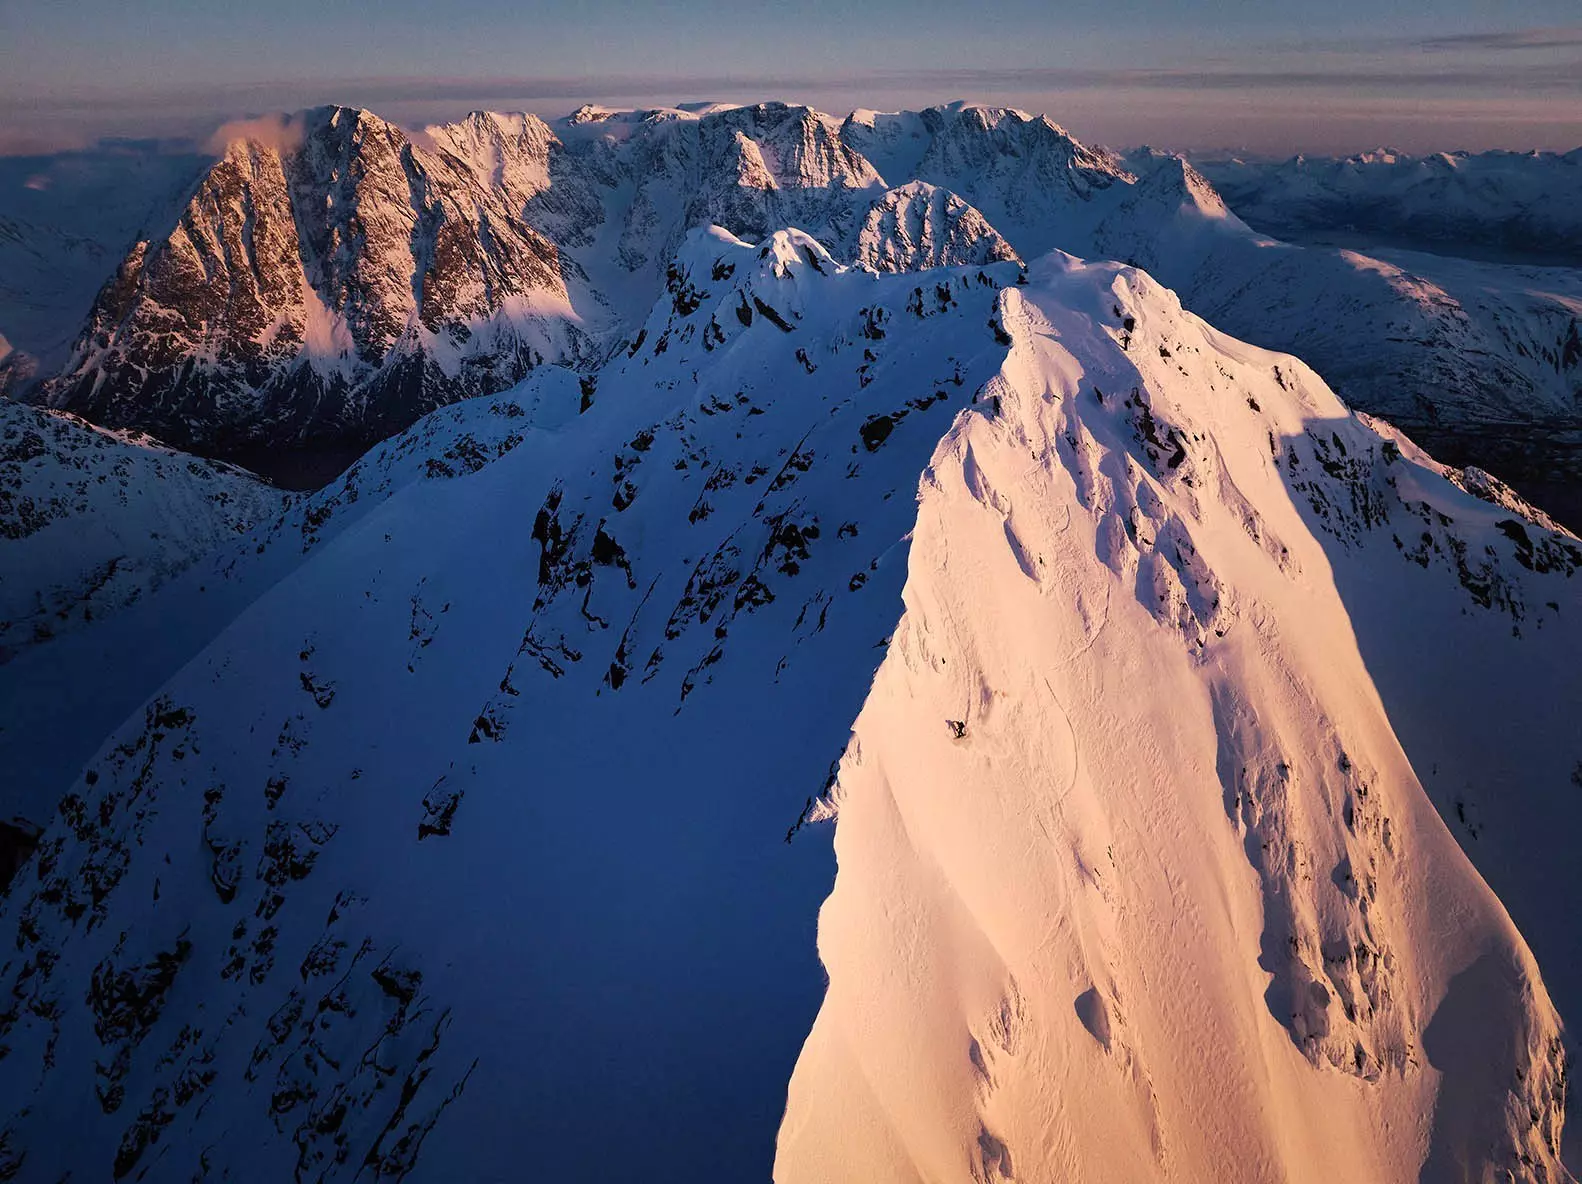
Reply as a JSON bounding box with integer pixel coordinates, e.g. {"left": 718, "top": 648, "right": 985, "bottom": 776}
{"left": 2, "top": 0, "right": 1579, "bottom": 153}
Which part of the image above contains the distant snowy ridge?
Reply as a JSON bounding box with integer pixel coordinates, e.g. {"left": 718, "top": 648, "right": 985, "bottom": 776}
{"left": 0, "top": 398, "right": 283, "bottom": 662}
{"left": 28, "top": 108, "right": 592, "bottom": 482}
{"left": 1195, "top": 146, "right": 1582, "bottom": 265}
{"left": 1185, "top": 142, "right": 1582, "bottom": 528}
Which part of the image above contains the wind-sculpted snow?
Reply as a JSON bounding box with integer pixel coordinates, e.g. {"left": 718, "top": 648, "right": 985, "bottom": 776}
{"left": 1280, "top": 413, "right": 1582, "bottom": 1124}
{"left": 779, "top": 254, "right": 1574, "bottom": 1183}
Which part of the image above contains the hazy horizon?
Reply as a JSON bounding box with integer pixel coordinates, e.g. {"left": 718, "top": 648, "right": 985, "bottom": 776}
{"left": 2, "top": 83, "right": 1579, "bottom": 161}
{"left": 2, "top": 0, "right": 1580, "bottom": 157}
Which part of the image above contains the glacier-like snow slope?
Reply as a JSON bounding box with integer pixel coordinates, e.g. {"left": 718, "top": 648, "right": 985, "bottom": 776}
{"left": 1, "top": 226, "right": 1578, "bottom": 1181}
{"left": 780, "top": 253, "right": 1579, "bottom": 1183}
{"left": 0, "top": 397, "right": 283, "bottom": 883}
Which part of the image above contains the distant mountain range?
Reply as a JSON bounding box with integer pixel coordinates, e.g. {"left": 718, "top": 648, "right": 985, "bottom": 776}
{"left": 1193, "top": 146, "right": 1582, "bottom": 266}
{"left": 2, "top": 104, "right": 1577, "bottom": 527}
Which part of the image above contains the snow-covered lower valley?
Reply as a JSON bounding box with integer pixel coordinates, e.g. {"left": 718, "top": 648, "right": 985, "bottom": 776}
{"left": 0, "top": 103, "right": 1579, "bottom": 1184}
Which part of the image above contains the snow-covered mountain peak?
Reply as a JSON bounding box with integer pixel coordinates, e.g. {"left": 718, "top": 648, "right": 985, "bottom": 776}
{"left": 292, "top": 103, "right": 410, "bottom": 164}
{"left": 748, "top": 224, "right": 841, "bottom": 274}
{"left": 919, "top": 102, "right": 1131, "bottom": 177}
{"left": 421, "top": 109, "right": 555, "bottom": 200}
{"left": 780, "top": 248, "right": 1573, "bottom": 1183}
{"left": 2, "top": 207, "right": 1579, "bottom": 1180}
{"left": 1125, "top": 150, "right": 1235, "bottom": 220}
{"left": 1197, "top": 144, "right": 1582, "bottom": 268}
{"left": 1100, "top": 159, "right": 1251, "bottom": 267}
{"left": 4, "top": 75, "right": 1582, "bottom": 1184}
{"left": 558, "top": 102, "right": 740, "bottom": 135}
{"left": 566, "top": 103, "right": 621, "bottom": 124}
{"left": 0, "top": 220, "right": 1035, "bottom": 1181}
{"left": 838, "top": 107, "right": 934, "bottom": 182}
{"left": 704, "top": 103, "right": 884, "bottom": 193}
{"left": 856, "top": 181, "right": 1020, "bottom": 272}
{"left": 559, "top": 103, "right": 673, "bottom": 138}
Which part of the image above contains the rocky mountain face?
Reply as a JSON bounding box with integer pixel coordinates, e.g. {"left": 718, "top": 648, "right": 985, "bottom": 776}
{"left": 1, "top": 224, "right": 1579, "bottom": 1182}
{"left": 33, "top": 108, "right": 591, "bottom": 484}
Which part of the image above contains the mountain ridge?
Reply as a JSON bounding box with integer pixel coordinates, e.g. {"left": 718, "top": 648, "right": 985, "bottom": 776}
{"left": 0, "top": 223, "right": 1577, "bottom": 1181}
{"left": 5, "top": 99, "right": 1576, "bottom": 535}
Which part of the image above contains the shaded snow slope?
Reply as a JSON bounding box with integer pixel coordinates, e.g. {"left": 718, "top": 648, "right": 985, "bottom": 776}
{"left": 0, "top": 370, "right": 580, "bottom": 840}
{"left": 0, "top": 399, "right": 282, "bottom": 664}
{"left": 780, "top": 254, "right": 1576, "bottom": 1184}
{"left": 0, "top": 397, "right": 280, "bottom": 894}
{"left": 0, "top": 229, "right": 1022, "bottom": 1181}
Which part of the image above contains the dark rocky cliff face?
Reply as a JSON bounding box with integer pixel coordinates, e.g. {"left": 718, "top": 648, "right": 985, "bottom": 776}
{"left": 39, "top": 108, "right": 587, "bottom": 479}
